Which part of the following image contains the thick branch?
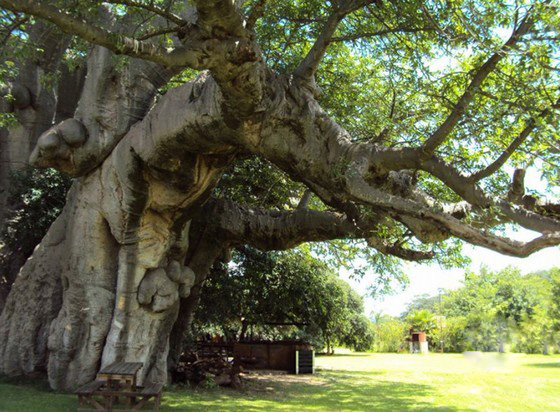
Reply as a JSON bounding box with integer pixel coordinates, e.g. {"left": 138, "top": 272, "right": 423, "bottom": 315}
{"left": 192, "top": 0, "right": 246, "bottom": 37}
{"left": 361, "top": 142, "right": 560, "bottom": 235}
{"left": 0, "top": 0, "right": 207, "bottom": 68}
{"left": 294, "top": 12, "right": 343, "bottom": 81}
{"left": 347, "top": 175, "right": 560, "bottom": 257}
{"left": 381, "top": 150, "right": 560, "bottom": 234}
{"left": 29, "top": 46, "right": 186, "bottom": 176}
{"left": 199, "top": 198, "right": 371, "bottom": 251}
{"left": 194, "top": 198, "right": 437, "bottom": 262}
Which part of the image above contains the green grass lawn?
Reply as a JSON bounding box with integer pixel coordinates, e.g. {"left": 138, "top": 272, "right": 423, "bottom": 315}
{"left": 1, "top": 352, "right": 559, "bottom": 411}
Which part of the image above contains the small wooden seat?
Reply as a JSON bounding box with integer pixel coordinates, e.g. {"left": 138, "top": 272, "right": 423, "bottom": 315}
{"left": 75, "top": 368, "right": 163, "bottom": 411}
{"left": 76, "top": 380, "right": 105, "bottom": 395}
{"left": 132, "top": 382, "right": 163, "bottom": 411}
{"left": 76, "top": 380, "right": 107, "bottom": 411}
{"left": 141, "top": 382, "right": 163, "bottom": 396}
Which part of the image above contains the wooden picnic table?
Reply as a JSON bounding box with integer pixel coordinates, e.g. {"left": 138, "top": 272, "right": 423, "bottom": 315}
{"left": 76, "top": 361, "right": 163, "bottom": 411}
{"left": 97, "top": 361, "right": 144, "bottom": 392}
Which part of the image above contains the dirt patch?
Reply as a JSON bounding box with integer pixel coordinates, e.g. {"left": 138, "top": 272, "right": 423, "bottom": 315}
{"left": 241, "top": 369, "right": 327, "bottom": 394}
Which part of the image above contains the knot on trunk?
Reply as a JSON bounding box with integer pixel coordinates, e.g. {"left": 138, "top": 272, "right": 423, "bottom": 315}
{"left": 137, "top": 260, "right": 196, "bottom": 312}
{"left": 29, "top": 118, "right": 88, "bottom": 175}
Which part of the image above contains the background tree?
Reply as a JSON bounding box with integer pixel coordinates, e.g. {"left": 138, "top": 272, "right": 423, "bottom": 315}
{"left": 396, "top": 266, "right": 560, "bottom": 353}
{"left": 370, "top": 313, "right": 408, "bottom": 353}
{"left": 0, "top": 0, "right": 558, "bottom": 390}
{"left": 550, "top": 269, "right": 560, "bottom": 333}
{"left": 0, "top": 168, "right": 70, "bottom": 310}
{"left": 194, "top": 247, "right": 374, "bottom": 353}
{"left": 401, "top": 294, "right": 441, "bottom": 318}
{"left": 406, "top": 309, "right": 437, "bottom": 332}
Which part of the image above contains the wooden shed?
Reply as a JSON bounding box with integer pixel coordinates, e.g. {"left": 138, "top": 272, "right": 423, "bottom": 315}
{"left": 233, "top": 341, "right": 313, "bottom": 373}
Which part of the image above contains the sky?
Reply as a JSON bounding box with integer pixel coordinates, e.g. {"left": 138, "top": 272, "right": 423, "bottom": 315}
{"left": 340, "top": 166, "right": 559, "bottom": 318}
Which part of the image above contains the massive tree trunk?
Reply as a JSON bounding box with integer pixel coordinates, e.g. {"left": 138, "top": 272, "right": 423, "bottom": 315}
{"left": 0, "top": 0, "right": 558, "bottom": 391}
{"left": 0, "top": 195, "right": 68, "bottom": 376}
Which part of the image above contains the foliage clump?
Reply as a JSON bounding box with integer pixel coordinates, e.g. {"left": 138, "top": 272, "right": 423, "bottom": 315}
{"left": 0, "top": 167, "right": 71, "bottom": 306}
{"left": 194, "top": 247, "right": 374, "bottom": 353}
{"left": 395, "top": 267, "right": 560, "bottom": 353}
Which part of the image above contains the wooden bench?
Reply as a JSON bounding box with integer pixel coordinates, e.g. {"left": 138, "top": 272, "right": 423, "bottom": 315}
{"left": 77, "top": 380, "right": 106, "bottom": 411}
{"left": 133, "top": 383, "right": 163, "bottom": 411}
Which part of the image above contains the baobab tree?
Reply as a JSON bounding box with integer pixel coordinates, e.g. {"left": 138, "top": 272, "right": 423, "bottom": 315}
{"left": 0, "top": 0, "right": 558, "bottom": 390}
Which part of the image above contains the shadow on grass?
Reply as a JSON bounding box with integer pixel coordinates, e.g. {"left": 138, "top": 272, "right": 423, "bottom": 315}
{"left": 316, "top": 353, "right": 372, "bottom": 358}
{"left": 526, "top": 362, "right": 560, "bottom": 368}
{"left": 1, "top": 370, "right": 475, "bottom": 412}
{"left": 0, "top": 374, "right": 76, "bottom": 412}
{"left": 307, "top": 371, "right": 471, "bottom": 412}
{"left": 164, "top": 370, "right": 475, "bottom": 411}
{"left": 0, "top": 374, "right": 52, "bottom": 389}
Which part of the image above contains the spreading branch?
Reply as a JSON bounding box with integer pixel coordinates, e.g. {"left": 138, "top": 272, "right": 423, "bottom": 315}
{"left": 243, "top": 73, "right": 560, "bottom": 256}
{"left": 347, "top": 175, "right": 560, "bottom": 257}
{"left": 194, "top": 198, "right": 438, "bottom": 262}
{"left": 294, "top": 1, "right": 377, "bottom": 81}
{"left": 470, "top": 97, "right": 560, "bottom": 182}
{"left": 421, "top": 10, "right": 536, "bottom": 154}
{"left": 366, "top": 237, "right": 435, "bottom": 261}
{"left": 369, "top": 148, "right": 560, "bottom": 234}
{"left": 199, "top": 198, "right": 369, "bottom": 251}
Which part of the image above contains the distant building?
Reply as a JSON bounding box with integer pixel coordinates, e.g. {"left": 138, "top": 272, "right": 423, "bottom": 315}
{"left": 409, "top": 331, "right": 429, "bottom": 353}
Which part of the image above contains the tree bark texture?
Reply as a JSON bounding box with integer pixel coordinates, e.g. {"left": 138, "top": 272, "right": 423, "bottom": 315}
{"left": 1, "top": 41, "right": 235, "bottom": 388}
{"left": 0, "top": 1, "right": 559, "bottom": 391}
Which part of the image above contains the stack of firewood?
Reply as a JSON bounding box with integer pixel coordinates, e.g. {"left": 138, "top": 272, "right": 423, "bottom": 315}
{"left": 171, "top": 351, "right": 243, "bottom": 388}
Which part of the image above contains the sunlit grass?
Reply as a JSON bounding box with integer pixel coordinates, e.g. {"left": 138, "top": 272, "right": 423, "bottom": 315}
{"left": 1, "top": 353, "right": 559, "bottom": 411}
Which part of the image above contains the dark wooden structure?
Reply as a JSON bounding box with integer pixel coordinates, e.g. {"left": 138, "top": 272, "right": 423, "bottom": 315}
{"left": 295, "top": 350, "right": 314, "bottom": 374}
{"left": 234, "top": 341, "right": 313, "bottom": 373}
{"left": 75, "top": 362, "right": 163, "bottom": 411}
